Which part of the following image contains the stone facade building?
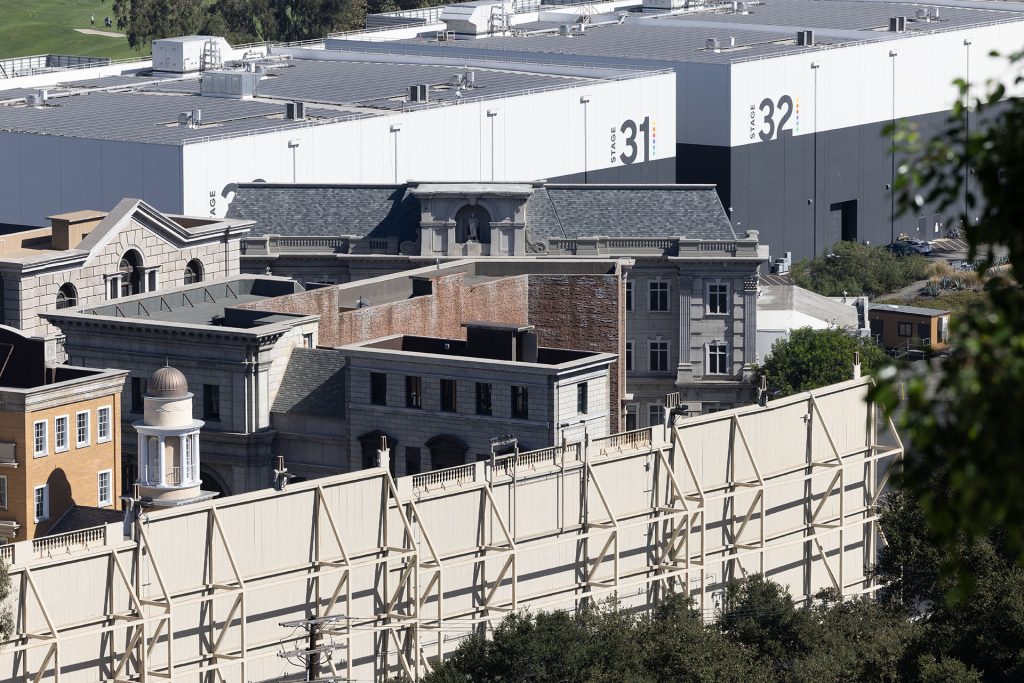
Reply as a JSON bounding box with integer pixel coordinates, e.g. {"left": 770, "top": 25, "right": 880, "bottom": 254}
{"left": 230, "top": 181, "right": 768, "bottom": 418}
{"left": 0, "top": 326, "right": 127, "bottom": 541}
{"left": 0, "top": 198, "right": 251, "bottom": 358}
{"left": 343, "top": 323, "right": 615, "bottom": 478}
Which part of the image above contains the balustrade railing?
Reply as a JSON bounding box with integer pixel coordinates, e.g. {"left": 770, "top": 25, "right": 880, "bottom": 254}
{"left": 592, "top": 427, "right": 652, "bottom": 455}
{"left": 32, "top": 525, "right": 106, "bottom": 558}
{"left": 412, "top": 463, "right": 476, "bottom": 491}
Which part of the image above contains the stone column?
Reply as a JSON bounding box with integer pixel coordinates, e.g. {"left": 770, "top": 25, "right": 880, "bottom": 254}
{"left": 743, "top": 275, "right": 758, "bottom": 365}
{"left": 677, "top": 275, "right": 693, "bottom": 380}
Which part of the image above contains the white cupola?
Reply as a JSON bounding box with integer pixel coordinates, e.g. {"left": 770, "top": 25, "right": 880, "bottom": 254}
{"left": 133, "top": 365, "right": 215, "bottom": 506}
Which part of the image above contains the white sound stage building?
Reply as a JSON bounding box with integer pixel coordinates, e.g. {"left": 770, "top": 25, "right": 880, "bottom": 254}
{"left": 334, "top": 0, "right": 1024, "bottom": 260}
{"left": 0, "top": 40, "right": 675, "bottom": 227}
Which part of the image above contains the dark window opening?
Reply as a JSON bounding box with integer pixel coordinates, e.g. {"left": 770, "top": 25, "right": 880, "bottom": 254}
{"left": 898, "top": 322, "right": 913, "bottom": 337}
{"left": 427, "top": 435, "right": 468, "bottom": 470}
{"left": 203, "top": 384, "right": 221, "bottom": 421}
{"left": 511, "top": 385, "right": 529, "bottom": 420}
{"left": 405, "top": 376, "right": 422, "bottom": 409}
{"left": 476, "top": 383, "right": 492, "bottom": 416}
{"left": 184, "top": 258, "right": 204, "bottom": 285}
{"left": 131, "top": 377, "right": 144, "bottom": 413}
{"left": 405, "top": 447, "right": 421, "bottom": 476}
{"left": 119, "top": 250, "right": 144, "bottom": 297}
{"left": 440, "top": 379, "right": 457, "bottom": 413}
{"left": 56, "top": 282, "right": 78, "bottom": 310}
{"left": 370, "top": 372, "right": 387, "bottom": 406}
{"left": 577, "top": 383, "right": 588, "bottom": 414}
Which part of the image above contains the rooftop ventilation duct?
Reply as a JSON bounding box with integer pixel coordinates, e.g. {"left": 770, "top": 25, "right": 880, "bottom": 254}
{"left": 797, "top": 30, "right": 815, "bottom": 46}
{"left": 889, "top": 16, "right": 907, "bottom": 32}
{"left": 285, "top": 101, "right": 305, "bottom": 120}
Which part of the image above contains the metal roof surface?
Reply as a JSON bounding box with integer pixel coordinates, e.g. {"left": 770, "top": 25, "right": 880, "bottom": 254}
{"left": 369, "top": 0, "right": 1024, "bottom": 65}
{"left": 0, "top": 57, "right": 616, "bottom": 143}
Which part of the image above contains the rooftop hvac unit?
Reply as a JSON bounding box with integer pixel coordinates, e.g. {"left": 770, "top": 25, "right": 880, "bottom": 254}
{"left": 408, "top": 84, "right": 429, "bottom": 102}
{"left": 573, "top": 22, "right": 586, "bottom": 35}
{"left": 889, "top": 16, "right": 907, "bottom": 32}
{"left": 201, "top": 70, "right": 259, "bottom": 99}
{"left": 285, "top": 101, "right": 306, "bottom": 120}
{"left": 706, "top": 38, "right": 721, "bottom": 51}
{"left": 916, "top": 8, "right": 930, "bottom": 20}
{"left": 191, "top": 108, "right": 202, "bottom": 127}
{"left": 930, "top": 7, "right": 940, "bottom": 20}
{"left": 797, "top": 30, "right": 814, "bottom": 46}
{"left": 25, "top": 94, "right": 42, "bottom": 106}
{"left": 177, "top": 111, "right": 193, "bottom": 127}
{"left": 558, "top": 24, "right": 572, "bottom": 36}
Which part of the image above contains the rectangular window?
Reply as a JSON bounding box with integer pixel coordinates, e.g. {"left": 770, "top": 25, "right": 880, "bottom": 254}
{"left": 183, "top": 435, "right": 196, "bottom": 483}
{"left": 76, "top": 410, "right": 90, "bottom": 447}
{"left": 131, "top": 377, "right": 144, "bottom": 413}
{"left": 203, "top": 385, "right": 221, "bottom": 421}
{"left": 405, "top": 376, "right": 422, "bottom": 409}
{"left": 648, "top": 403, "right": 663, "bottom": 428}
{"left": 577, "top": 382, "right": 588, "bottom": 415}
{"left": 33, "top": 419, "right": 47, "bottom": 457}
{"left": 370, "top": 372, "right": 387, "bottom": 406}
{"left": 475, "top": 383, "right": 492, "bottom": 416}
{"left": 302, "top": 332, "right": 314, "bottom": 349}
{"left": 707, "top": 343, "right": 729, "bottom": 375}
{"left": 649, "top": 340, "right": 669, "bottom": 373}
{"left": 98, "top": 470, "right": 112, "bottom": 507}
{"left": 97, "top": 406, "right": 111, "bottom": 443}
{"left": 440, "top": 379, "right": 457, "bottom": 413}
{"left": 625, "top": 280, "right": 634, "bottom": 312}
{"left": 511, "top": 385, "right": 529, "bottom": 419}
{"left": 898, "top": 322, "right": 913, "bottom": 337}
{"left": 55, "top": 415, "right": 69, "bottom": 452}
{"left": 624, "top": 404, "right": 638, "bottom": 432}
{"left": 0, "top": 475, "right": 7, "bottom": 510}
{"left": 707, "top": 282, "right": 730, "bottom": 315}
{"left": 405, "top": 447, "right": 421, "bottom": 476}
{"left": 34, "top": 484, "right": 49, "bottom": 522}
{"left": 625, "top": 340, "right": 633, "bottom": 372}
{"left": 649, "top": 280, "right": 669, "bottom": 312}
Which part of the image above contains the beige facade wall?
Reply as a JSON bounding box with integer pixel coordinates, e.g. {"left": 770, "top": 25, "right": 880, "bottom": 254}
{"left": 0, "top": 392, "right": 121, "bottom": 540}
{"left": 7, "top": 217, "right": 242, "bottom": 338}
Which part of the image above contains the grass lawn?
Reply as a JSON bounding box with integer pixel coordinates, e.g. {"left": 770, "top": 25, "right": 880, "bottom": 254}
{"left": 0, "top": 0, "right": 144, "bottom": 60}
{"left": 877, "top": 290, "right": 990, "bottom": 317}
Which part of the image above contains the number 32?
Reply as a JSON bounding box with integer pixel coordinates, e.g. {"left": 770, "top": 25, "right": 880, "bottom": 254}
{"left": 758, "top": 95, "right": 793, "bottom": 142}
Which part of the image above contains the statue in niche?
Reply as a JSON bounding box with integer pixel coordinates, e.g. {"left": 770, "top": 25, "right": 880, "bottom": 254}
{"left": 455, "top": 205, "right": 491, "bottom": 244}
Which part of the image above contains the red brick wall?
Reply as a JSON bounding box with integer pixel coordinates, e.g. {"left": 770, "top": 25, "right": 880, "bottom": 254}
{"left": 527, "top": 274, "right": 624, "bottom": 432}
{"left": 237, "top": 273, "right": 530, "bottom": 347}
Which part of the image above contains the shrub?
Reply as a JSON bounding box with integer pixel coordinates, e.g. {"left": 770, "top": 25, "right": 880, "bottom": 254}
{"left": 790, "top": 241, "right": 930, "bottom": 297}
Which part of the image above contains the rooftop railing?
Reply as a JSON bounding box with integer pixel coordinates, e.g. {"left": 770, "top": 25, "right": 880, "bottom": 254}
{"left": 32, "top": 525, "right": 107, "bottom": 559}
{"left": 548, "top": 233, "right": 761, "bottom": 257}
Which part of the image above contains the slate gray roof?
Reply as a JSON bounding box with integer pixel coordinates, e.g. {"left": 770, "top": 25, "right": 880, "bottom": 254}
{"left": 871, "top": 303, "right": 950, "bottom": 317}
{"left": 47, "top": 505, "right": 125, "bottom": 535}
{"left": 525, "top": 184, "right": 736, "bottom": 241}
{"left": 227, "top": 181, "right": 735, "bottom": 242}
{"left": 226, "top": 184, "right": 420, "bottom": 242}
{"left": 272, "top": 348, "right": 347, "bottom": 417}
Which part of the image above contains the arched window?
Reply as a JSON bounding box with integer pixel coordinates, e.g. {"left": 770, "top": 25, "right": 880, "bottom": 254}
{"left": 426, "top": 435, "right": 469, "bottom": 471}
{"left": 184, "top": 259, "right": 204, "bottom": 285}
{"left": 119, "top": 250, "right": 144, "bottom": 297}
{"left": 55, "top": 282, "right": 78, "bottom": 309}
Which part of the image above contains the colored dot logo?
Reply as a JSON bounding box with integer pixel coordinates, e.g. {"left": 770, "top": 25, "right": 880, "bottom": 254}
{"left": 652, "top": 119, "right": 657, "bottom": 157}
{"left": 795, "top": 98, "right": 800, "bottom": 133}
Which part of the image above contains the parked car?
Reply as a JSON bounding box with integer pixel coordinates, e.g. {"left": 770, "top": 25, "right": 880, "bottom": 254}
{"left": 887, "top": 239, "right": 933, "bottom": 255}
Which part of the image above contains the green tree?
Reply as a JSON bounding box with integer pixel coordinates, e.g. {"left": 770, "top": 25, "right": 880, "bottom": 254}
{"left": 0, "top": 558, "right": 13, "bottom": 642}
{"left": 790, "top": 240, "right": 930, "bottom": 298}
{"left": 761, "top": 327, "right": 889, "bottom": 396}
{"left": 871, "top": 48, "right": 1024, "bottom": 587}
{"left": 112, "top": 0, "right": 207, "bottom": 49}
